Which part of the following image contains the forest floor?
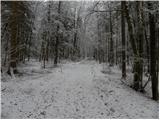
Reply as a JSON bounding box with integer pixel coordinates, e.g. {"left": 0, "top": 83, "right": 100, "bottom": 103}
{"left": 1, "top": 59, "right": 159, "bottom": 119}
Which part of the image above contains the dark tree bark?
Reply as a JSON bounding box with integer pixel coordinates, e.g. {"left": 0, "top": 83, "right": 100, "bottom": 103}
{"left": 148, "top": 2, "right": 159, "bottom": 100}
{"left": 8, "top": 2, "right": 18, "bottom": 74}
{"left": 73, "top": 8, "right": 77, "bottom": 48}
{"left": 121, "top": 1, "right": 126, "bottom": 79}
{"left": 124, "top": 2, "right": 138, "bottom": 90}
{"left": 97, "top": 14, "right": 102, "bottom": 63}
{"left": 142, "top": 14, "right": 150, "bottom": 73}
{"left": 126, "top": 36, "right": 130, "bottom": 65}
{"left": 124, "top": 2, "right": 143, "bottom": 90}
{"left": 115, "top": 10, "right": 119, "bottom": 65}
{"left": 124, "top": 2, "right": 138, "bottom": 56}
{"left": 46, "top": 3, "right": 51, "bottom": 62}
{"left": 109, "top": 4, "right": 114, "bottom": 66}
{"left": 54, "top": 1, "right": 61, "bottom": 65}
{"left": 28, "top": 31, "right": 32, "bottom": 61}
{"left": 42, "top": 35, "right": 46, "bottom": 68}
{"left": 72, "top": 7, "right": 78, "bottom": 59}
{"left": 137, "top": 1, "right": 144, "bottom": 90}
{"left": 3, "top": 32, "right": 9, "bottom": 66}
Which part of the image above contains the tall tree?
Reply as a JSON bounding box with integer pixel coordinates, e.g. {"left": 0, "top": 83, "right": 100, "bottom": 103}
{"left": 109, "top": 3, "right": 114, "bottom": 66}
{"left": 2, "top": 1, "right": 34, "bottom": 74}
{"left": 8, "top": 1, "right": 18, "bottom": 74}
{"left": 54, "top": 1, "right": 62, "bottom": 65}
{"left": 124, "top": 1, "right": 142, "bottom": 90}
{"left": 121, "top": 1, "right": 126, "bottom": 79}
{"left": 148, "top": 2, "right": 159, "bottom": 100}
{"left": 137, "top": 1, "right": 144, "bottom": 90}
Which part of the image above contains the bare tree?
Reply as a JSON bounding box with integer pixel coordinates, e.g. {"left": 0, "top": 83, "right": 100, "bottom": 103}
{"left": 121, "top": 1, "right": 126, "bottom": 79}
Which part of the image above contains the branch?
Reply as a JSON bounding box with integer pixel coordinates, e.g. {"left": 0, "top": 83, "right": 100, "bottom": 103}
{"left": 84, "top": 1, "right": 100, "bottom": 22}
{"left": 92, "top": 9, "right": 121, "bottom": 13}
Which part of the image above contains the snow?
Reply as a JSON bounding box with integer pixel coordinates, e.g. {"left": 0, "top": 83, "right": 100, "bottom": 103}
{"left": 1, "top": 60, "right": 159, "bottom": 119}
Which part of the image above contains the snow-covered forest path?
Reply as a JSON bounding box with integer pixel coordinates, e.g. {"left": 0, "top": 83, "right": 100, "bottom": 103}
{"left": 1, "top": 60, "right": 158, "bottom": 119}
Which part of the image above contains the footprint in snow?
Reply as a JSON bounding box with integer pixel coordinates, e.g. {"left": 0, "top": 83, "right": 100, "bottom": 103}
{"left": 40, "top": 111, "right": 46, "bottom": 116}
{"left": 104, "top": 102, "right": 108, "bottom": 106}
{"left": 110, "top": 107, "right": 115, "bottom": 113}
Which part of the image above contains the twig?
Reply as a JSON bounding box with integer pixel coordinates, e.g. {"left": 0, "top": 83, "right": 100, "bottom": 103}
{"left": 142, "top": 75, "right": 151, "bottom": 89}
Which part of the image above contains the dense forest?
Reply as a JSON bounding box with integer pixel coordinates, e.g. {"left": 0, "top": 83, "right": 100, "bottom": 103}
{"left": 1, "top": 1, "right": 159, "bottom": 119}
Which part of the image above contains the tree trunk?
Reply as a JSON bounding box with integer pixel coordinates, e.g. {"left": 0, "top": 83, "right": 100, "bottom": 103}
{"left": 28, "top": 31, "right": 32, "bottom": 61}
{"left": 73, "top": 7, "right": 77, "bottom": 49}
{"left": 137, "top": 1, "right": 144, "bottom": 90}
{"left": 124, "top": 2, "right": 142, "bottom": 90}
{"left": 46, "top": 3, "right": 51, "bottom": 62}
{"left": 8, "top": 2, "right": 18, "bottom": 74}
{"left": 121, "top": 1, "right": 126, "bottom": 79}
{"left": 109, "top": 5, "right": 114, "bottom": 66}
{"left": 54, "top": 1, "right": 61, "bottom": 65}
{"left": 148, "top": 2, "right": 159, "bottom": 100}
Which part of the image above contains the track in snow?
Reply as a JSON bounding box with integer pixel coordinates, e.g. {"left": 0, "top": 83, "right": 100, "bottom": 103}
{"left": 1, "top": 60, "right": 159, "bottom": 118}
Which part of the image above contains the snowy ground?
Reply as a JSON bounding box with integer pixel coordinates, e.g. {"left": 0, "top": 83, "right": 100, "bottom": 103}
{"left": 1, "top": 60, "right": 159, "bottom": 118}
